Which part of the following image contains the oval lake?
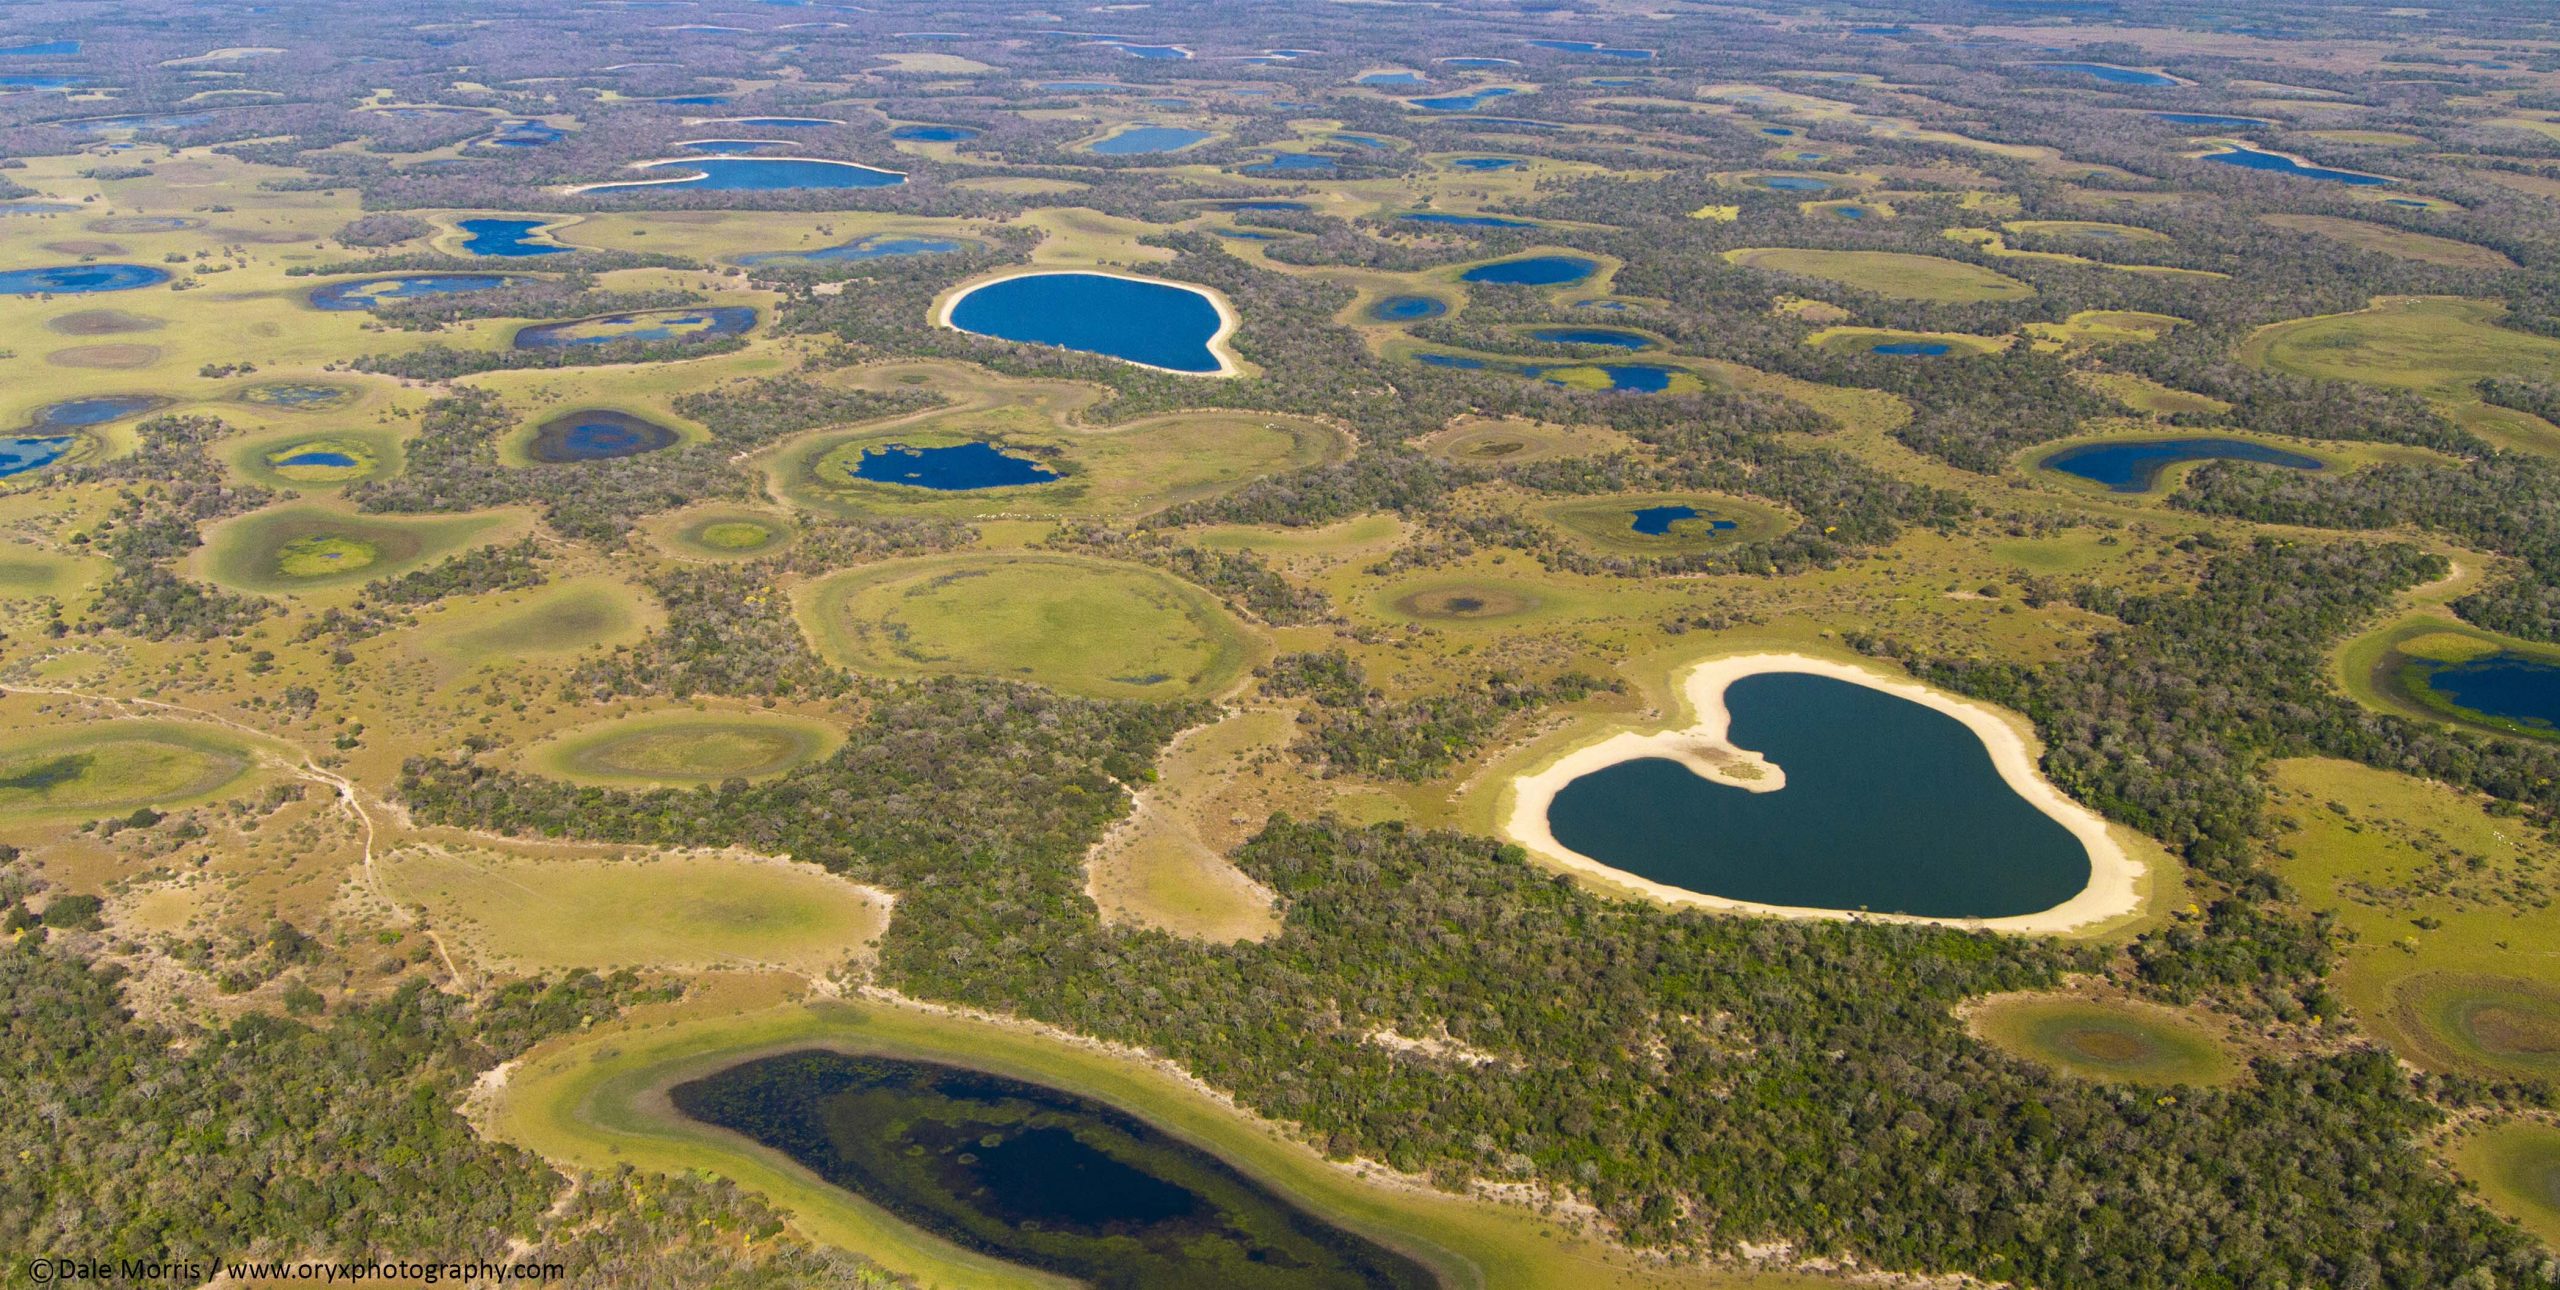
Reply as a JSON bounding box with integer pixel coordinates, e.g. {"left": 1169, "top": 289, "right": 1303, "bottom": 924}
{"left": 944, "top": 272, "right": 1230, "bottom": 374}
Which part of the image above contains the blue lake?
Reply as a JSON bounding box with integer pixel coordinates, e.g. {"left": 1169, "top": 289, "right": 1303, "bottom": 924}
{"left": 2407, "top": 654, "right": 2560, "bottom": 735}
{"left": 889, "top": 124, "right": 978, "bottom": 142}
{"left": 1628, "top": 505, "right": 1736, "bottom": 535}
{"left": 654, "top": 94, "right": 732, "bottom": 106}
{"left": 850, "top": 441, "right": 1061, "bottom": 490}
{"left": 1450, "top": 157, "right": 1526, "bottom": 171}
{"left": 28, "top": 396, "right": 163, "bottom": 429}
{"left": 0, "top": 40, "right": 77, "bottom": 55}
{"left": 681, "top": 139, "right": 787, "bottom": 154}
{"left": 1244, "top": 153, "right": 1337, "bottom": 175}
{"left": 1436, "top": 57, "right": 1519, "bottom": 69}
{"left": 1525, "top": 38, "right": 1653, "bottom": 60}
{"left": 1553, "top": 364, "right": 1674, "bottom": 392}
{"left": 2040, "top": 437, "right": 2325, "bottom": 491}
{"left": 1547, "top": 671, "right": 2093, "bottom": 918}
{"left": 1870, "top": 341, "right": 1953, "bottom": 356}
{"left": 1368, "top": 294, "right": 1448, "bottom": 322}
{"left": 736, "top": 235, "right": 965, "bottom": 266}
{"left": 458, "top": 218, "right": 569, "bottom": 257}
{"left": 527, "top": 409, "right": 681, "bottom": 462}
{"left": 308, "top": 273, "right": 510, "bottom": 311}
{"left": 587, "top": 157, "right": 906, "bottom": 192}
{"left": 1528, "top": 327, "right": 1651, "bottom": 348}
{"left": 947, "top": 273, "right": 1227, "bottom": 374}
{"left": 2202, "top": 143, "right": 2390, "bottom": 185}
{"left": 1336, "top": 135, "right": 1393, "bottom": 151}
{"left": 0, "top": 264, "right": 171, "bottom": 295}
{"left": 1359, "top": 71, "right": 1424, "bottom": 86}
{"left": 1827, "top": 205, "right": 1872, "bottom": 219}
{"left": 1461, "top": 255, "right": 1596, "bottom": 286}
{"left": 0, "top": 202, "right": 81, "bottom": 215}
{"left": 1402, "top": 212, "right": 1537, "bottom": 228}
{"left": 0, "top": 437, "right": 76, "bottom": 478}
{"left": 2153, "top": 112, "right": 2270, "bottom": 128}
{"left": 1410, "top": 88, "right": 1519, "bottom": 111}
{"left": 277, "top": 450, "right": 357, "bottom": 468}
{"left": 0, "top": 74, "right": 85, "bottom": 89}
{"left": 1092, "top": 126, "right": 1211, "bottom": 154}
{"left": 1752, "top": 174, "right": 1833, "bottom": 191}
{"left": 1760, "top": 126, "right": 1798, "bottom": 137}
{"left": 514, "top": 307, "right": 757, "bottom": 350}
{"left": 2033, "top": 62, "right": 2179, "bottom": 86}
{"left": 1455, "top": 117, "right": 1563, "bottom": 132}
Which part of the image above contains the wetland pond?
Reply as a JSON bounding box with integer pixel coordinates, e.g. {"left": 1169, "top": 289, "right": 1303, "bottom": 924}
{"left": 1460, "top": 255, "right": 1596, "bottom": 286}
{"left": 2039, "top": 437, "right": 2323, "bottom": 492}
{"left": 2201, "top": 143, "right": 2389, "bottom": 185}
{"left": 672, "top": 1050, "right": 1437, "bottom": 1290}
{"left": 1542, "top": 671, "right": 2094, "bottom": 920}
{"left": 457, "top": 217, "right": 567, "bottom": 257}
{"left": 945, "top": 272, "right": 1228, "bottom": 374}
{"left": 527, "top": 409, "right": 681, "bottom": 463}
{"left": 513, "top": 306, "right": 756, "bottom": 350}
{"left": 585, "top": 157, "right": 905, "bottom": 193}
{"left": 1091, "top": 126, "right": 1211, "bottom": 154}
{"left": 735, "top": 235, "right": 964, "bottom": 266}
{"left": 0, "top": 264, "right": 170, "bottom": 295}
{"left": 1368, "top": 295, "right": 1447, "bottom": 322}
{"left": 843, "top": 441, "right": 1060, "bottom": 490}
{"left": 308, "top": 273, "right": 510, "bottom": 311}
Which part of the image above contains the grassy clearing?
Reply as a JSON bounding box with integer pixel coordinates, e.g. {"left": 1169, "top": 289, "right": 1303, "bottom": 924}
{"left": 1415, "top": 417, "right": 1641, "bottom": 465}
{"left": 1722, "top": 247, "right": 2035, "bottom": 303}
{"left": 528, "top": 708, "right": 845, "bottom": 788}
{"left": 1087, "top": 706, "right": 1290, "bottom": 943}
{"left": 495, "top": 994, "right": 1839, "bottom": 1290}
{"left": 2257, "top": 214, "right": 2515, "bottom": 270}
{"left": 2020, "top": 310, "right": 2185, "bottom": 350}
{"left": 1807, "top": 326, "right": 2010, "bottom": 357}
{"left": 406, "top": 574, "right": 661, "bottom": 673}
{"left": 2268, "top": 757, "right": 2560, "bottom": 1081}
{"left": 195, "top": 501, "right": 524, "bottom": 597}
{"left": 1536, "top": 492, "right": 1794, "bottom": 557}
{"left": 1968, "top": 993, "right": 2239, "bottom": 1086}
{"left": 2243, "top": 297, "right": 2560, "bottom": 399}
{"left": 2006, "top": 219, "right": 2170, "bottom": 243}
{"left": 0, "top": 720, "right": 259, "bottom": 825}
{"left": 797, "top": 553, "right": 1258, "bottom": 701}
{"left": 382, "top": 844, "right": 885, "bottom": 974}
{"left": 640, "top": 504, "right": 802, "bottom": 561}
{"left": 225, "top": 426, "right": 401, "bottom": 490}
{"left": 2078, "top": 372, "right": 2231, "bottom": 417}
{"left": 2449, "top": 1120, "right": 2560, "bottom": 1248}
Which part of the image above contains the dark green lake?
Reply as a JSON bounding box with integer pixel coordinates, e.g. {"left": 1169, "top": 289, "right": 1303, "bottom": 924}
{"left": 672, "top": 1049, "right": 1437, "bottom": 1290}
{"left": 1546, "top": 672, "right": 2091, "bottom": 918}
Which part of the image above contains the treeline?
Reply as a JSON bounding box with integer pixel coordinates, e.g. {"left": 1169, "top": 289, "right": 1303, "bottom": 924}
{"left": 1260, "top": 650, "right": 1612, "bottom": 780}
{"left": 49, "top": 416, "right": 276, "bottom": 642}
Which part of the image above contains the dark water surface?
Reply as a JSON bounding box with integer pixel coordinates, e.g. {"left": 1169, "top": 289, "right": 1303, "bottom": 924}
{"left": 672, "top": 1050, "right": 1438, "bottom": 1290}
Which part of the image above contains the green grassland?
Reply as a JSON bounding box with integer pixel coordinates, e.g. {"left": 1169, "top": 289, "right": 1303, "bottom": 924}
{"left": 496, "top": 993, "right": 1842, "bottom": 1290}
{"left": 1415, "top": 416, "right": 1644, "bottom": 465}
{"left": 2242, "top": 297, "right": 2560, "bottom": 399}
{"left": 797, "top": 553, "right": 1259, "bottom": 701}
{"left": 528, "top": 708, "right": 846, "bottom": 788}
{"left": 2267, "top": 757, "right": 2560, "bottom": 1081}
{"left": 1722, "top": 247, "right": 2036, "bottom": 303}
{"left": 403, "top": 573, "right": 661, "bottom": 673}
{"left": 2021, "top": 310, "right": 2187, "bottom": 350}
{"left": 2005, "top": 219, "right": 2172, "bottom": 243}
{"left": 1535, "top": 491, "right": 1796, "bottom": 557}
{"left": 379, "top": 844, "right": 885, "bottom": 974}
{"left": 224, "top": 426, "right": 401, "bottom": 490}
{"left": 642, "top": 504, "right": 803, "bottom": 561}
{"left": 2078, "top": 372, "right": 2232, "bottom": 417}
{"left": 0, "top": 720, "right": 262, "bottom": 825}
{"left": 2450, "top": 1121, "right": 2560, "bottom": 1248}
{"left": 1968, "top": 993, "right": 2240, "bottom": 1086}
{"left": 195, "top": 501, "right": 527, "bottom": 597}
{"left": 1086, "top": 706, "right": 1291, "bottom": 943}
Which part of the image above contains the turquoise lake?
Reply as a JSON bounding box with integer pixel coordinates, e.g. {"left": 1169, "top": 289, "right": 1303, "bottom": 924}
{"left": 457, "top": 218, "right": 567, "bottom": 257}
{"left": 1546, "top": 671, "right": 2092, "bottom": 918}
{"left": 2040, "top": 437, "right": 2324, "bottom": 491}
{"left": 947, "top": 273, "right": 1227, "bottom": 374}
{"left": 850, "top": 442, "right": 1060, "bottom": 490}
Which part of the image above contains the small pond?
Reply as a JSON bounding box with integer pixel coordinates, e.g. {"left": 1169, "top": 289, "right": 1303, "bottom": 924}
{"left": 2039, "top": 436, "right": 2325, "bottom": 492}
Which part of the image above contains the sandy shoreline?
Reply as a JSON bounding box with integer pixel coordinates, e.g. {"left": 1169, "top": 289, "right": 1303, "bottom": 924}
{"left": 932, "top": 267, "right": 1245, "bottom": 378}
{"left": 1500, "top": 652, "right": 2144, "bottom": 936}
{"left": 560, "top": 155, "right": 908, "bottom": 196}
